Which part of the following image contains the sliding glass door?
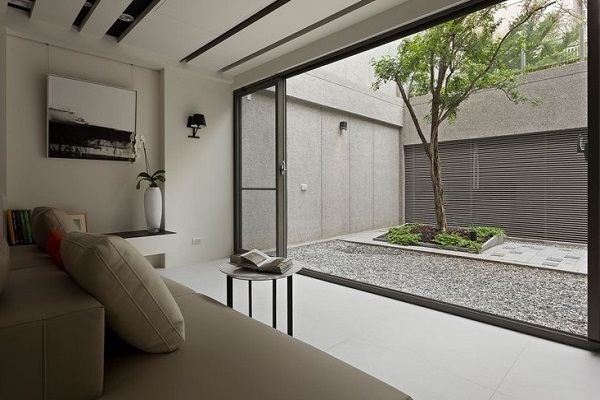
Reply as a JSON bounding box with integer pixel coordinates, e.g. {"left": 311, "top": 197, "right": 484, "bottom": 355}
{"left": 234, "top": 80, "right": 287, "bottom": 256}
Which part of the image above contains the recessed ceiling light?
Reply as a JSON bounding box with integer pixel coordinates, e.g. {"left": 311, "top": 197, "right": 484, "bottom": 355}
{"left": 118, "top": 13, "right": 134, "bottom": 23}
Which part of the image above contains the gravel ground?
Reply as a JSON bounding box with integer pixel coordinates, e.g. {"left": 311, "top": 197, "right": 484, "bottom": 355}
{"left": 288, "top": 240, "right": 588, "bottom": 336}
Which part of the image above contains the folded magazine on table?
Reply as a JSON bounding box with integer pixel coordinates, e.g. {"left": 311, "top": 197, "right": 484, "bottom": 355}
{"left": 230, "top": 249, "right": 293, "bottom": 274}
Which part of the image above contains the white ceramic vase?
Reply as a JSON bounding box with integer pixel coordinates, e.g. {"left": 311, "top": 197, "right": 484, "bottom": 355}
{"left": 144, "top": 186, "right": 162, "bottom": 233}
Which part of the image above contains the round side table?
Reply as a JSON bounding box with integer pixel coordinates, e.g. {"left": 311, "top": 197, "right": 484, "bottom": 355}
{"left": 219, "top": 261, "right": 303, "bottom": 336}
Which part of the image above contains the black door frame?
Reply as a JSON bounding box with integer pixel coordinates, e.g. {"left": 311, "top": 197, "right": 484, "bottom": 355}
{"left": 233, "top": 79, "right": 287, "bottom": 257}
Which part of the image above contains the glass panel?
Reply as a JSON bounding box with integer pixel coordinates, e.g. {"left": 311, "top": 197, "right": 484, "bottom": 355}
{"left": 286, "top": 1, "right": 588, "bottom": 337}
{"left": 239, "top": 86, "right": 276, "bottom": 252}
{"left": 241, "top": 190, "right": 276, "bottom": 252}
{"left": 241, "top": 88, "right": 276, "bottom": 189}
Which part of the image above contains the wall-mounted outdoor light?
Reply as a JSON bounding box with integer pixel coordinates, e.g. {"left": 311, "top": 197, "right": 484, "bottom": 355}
{"left": 577, "top": 134, "right": 587, "bottom": 161}
{"left": 339, "top": 121, "right": 348, "bottom": 133}
{"left": 187, "top": 113, "right": 206, "bottom": 138}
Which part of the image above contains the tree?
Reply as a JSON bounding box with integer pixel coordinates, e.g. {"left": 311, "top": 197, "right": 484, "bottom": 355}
{"left": 372, "top": 0, "right": 564, "bottom": 232}
{"left": 498, "top": 3, "right": 582, "bottom": 71}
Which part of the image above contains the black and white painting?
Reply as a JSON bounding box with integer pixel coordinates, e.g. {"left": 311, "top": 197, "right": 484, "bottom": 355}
{"left": 47, "top": 75, "right": 137, "bottom": 161}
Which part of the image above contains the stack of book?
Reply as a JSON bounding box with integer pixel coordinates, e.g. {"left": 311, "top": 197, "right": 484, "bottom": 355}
{"left": 6, "top": 209, "right": 34, "bottom": 246}
{"left": 230, "top": 249, "right": 293, "bottom": 274}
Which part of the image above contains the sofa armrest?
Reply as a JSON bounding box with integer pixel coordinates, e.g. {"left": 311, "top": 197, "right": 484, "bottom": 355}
{"left": 0, "top": 265, "right": 105, "bottom": 400}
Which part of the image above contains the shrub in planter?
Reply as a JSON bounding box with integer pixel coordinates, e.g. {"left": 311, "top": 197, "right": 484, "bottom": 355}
{"left": 432, "top": 232, "right": 482, "bottom": 252}
{"left": 386, "top": 225, "right": 422, "bottom": 245}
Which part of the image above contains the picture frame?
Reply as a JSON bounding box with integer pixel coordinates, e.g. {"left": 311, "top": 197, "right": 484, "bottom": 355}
{"left": 69, "top": 213, "right": 88, "bottom": 233}
{"left": 47, "top": 75, "right": 137, "bottom": 161}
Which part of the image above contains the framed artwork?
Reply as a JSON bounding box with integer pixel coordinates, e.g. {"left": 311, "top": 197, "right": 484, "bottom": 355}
{"left": 69, "top": 213, "right": 88, "bottom": 233}
{"left": 47, "top": 75, "right": 137, "bottom": 161}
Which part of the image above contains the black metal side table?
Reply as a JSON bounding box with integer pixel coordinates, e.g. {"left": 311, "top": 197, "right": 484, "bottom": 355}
{"left": 219, "top": 261, "right": 303, "bottom": 336}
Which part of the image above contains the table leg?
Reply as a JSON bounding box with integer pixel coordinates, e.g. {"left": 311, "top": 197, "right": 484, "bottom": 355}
{"left": 226, "top": 276, "right": 233, "bottom": 308}
{"left": 272, "top": 280, "right": 277, "bottom": 329}
{"left": 248, "top": 281, "right": 253, "bottom": 318}
{"left": 287, "top": 276, "right": 293, "bottom": 336}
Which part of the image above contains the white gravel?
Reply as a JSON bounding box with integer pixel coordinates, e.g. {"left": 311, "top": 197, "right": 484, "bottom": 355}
{"left": 289, "top": 240, "right": 587, "bottom": 336}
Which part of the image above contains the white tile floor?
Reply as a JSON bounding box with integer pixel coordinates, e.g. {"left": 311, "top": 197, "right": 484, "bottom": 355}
{"left": 160, "top": 260, "right": 600, "bottom": 400}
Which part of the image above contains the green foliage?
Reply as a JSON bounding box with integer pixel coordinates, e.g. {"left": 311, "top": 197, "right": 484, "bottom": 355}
{"left": 136, "top": 170, "right": 166, "bottom": 189}
{"left": 474, "top": 226, "right": 505, "bottom": 240}
{"left": 372, "top": 3, "right": 543, "bottom": 124}
{"left": 386, "top": 226, "right": 422, "bottom": 246}
{"left": 498, "top": 7, "right": 582, "bottom": 72}
{"left": 433, "top": 232, "right": 482, "bottom": 252}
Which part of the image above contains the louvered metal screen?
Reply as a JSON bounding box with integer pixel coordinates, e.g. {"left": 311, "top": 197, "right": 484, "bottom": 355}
{"left": 404, "top": 129, "right": 587, "bottom": 243}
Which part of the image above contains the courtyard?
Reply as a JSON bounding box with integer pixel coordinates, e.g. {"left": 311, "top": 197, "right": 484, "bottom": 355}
{"left": 288, "top": 231, "right": 588, "bottom": 336}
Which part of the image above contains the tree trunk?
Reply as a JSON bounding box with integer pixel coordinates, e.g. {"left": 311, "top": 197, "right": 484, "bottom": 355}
{"left": 428, "top": 140, "right": 448, "bottom": 232}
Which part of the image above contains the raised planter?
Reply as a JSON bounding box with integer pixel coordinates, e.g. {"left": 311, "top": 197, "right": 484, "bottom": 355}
{"left": 374, "top": 230, "right": 504, "bottom": 254}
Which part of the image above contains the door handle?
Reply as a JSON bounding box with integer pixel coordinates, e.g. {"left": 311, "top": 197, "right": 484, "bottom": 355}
{"left": 279, "top": 160, "right": 286, "bottom": 176}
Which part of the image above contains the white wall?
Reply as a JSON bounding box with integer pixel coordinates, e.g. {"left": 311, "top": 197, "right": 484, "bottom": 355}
{"left": 5, "top": 36, "right": 160, "bottom": 233}
{"left": 163, "top": 68, "right": 234, "bottom": 267}
{"left": 3, "top": 35, "right": 235, "bottom": 268}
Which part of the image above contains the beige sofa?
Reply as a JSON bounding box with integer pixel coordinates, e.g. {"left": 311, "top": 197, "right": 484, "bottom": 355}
{"left": 0, "top": 238, "right": 412, "bottom": 400}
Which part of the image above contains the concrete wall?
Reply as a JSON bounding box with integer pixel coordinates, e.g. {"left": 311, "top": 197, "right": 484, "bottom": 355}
{"left": 402, "top": 62, "right": 588, "bottom": 145}
{"left": 241, "top": 45, "right": 403, "bottom": 249}
{"left": 1, "top": 35, "right": 234, "bottom": 267}
{"left": 285, "top": 99, "right": 401, "bottom": 246}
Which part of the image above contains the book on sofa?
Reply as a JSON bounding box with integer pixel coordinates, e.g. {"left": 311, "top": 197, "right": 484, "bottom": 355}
{"left": 230, "top": 249, "right": 293, "bottom": 274}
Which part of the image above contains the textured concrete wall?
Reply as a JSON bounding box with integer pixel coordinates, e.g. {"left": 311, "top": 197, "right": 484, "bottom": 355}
{"left": 241, "top": 90, "right": 276, "bottom": 188}
{"left": 287, "top": 100, "right": 322, "bottom": 244}
{"left": 374, "top": 124, "right": 402, "bottom": 228}
{"left": 285, "top": 97, "right": 401, "bottom": 246}
{"left": 402, "top": 62, "right": 587, "bottom": 146}
{"left": 349, "top": 118, "right": 374, "bottom": 233}
{"left": 239, "top": 90, "right": 403, "bottom": 247}
{"left": 321, "top": 108, "right": 352, "bottom": 238}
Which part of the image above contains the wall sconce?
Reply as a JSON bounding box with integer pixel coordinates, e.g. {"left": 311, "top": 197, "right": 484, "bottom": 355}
{"left": 339, "top": 121, "right": 348, "bottom": 133}
{"left": 186, "top": 113, "right": 206, "bottom": 138}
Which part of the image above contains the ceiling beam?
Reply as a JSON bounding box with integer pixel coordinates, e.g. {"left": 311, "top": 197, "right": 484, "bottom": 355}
{"left": 180, "top": 0, "right": 292, "bottom": 63}
{"left": 220, "top": 0, "right": 377, "bottom": 72}
{"left": 30, "top": 0, "right": 87, "bottom": 29}
{"left": 79, "top": 0, "right": 131, "bottom": 37}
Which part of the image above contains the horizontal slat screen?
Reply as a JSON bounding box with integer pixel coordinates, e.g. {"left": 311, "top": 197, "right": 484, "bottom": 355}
{"left": 404, "top": 129, "right": 587, "bottom": 243}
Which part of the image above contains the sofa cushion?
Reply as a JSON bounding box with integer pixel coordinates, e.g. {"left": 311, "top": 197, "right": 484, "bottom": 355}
{"left": 0, "top": 236, "right": 9, "bottom": 294}
{"left": 61, "top": 232, "right": 184, "bottom": 353}
{"left": 31, "top": 207, "right": 79, "bottom": 252}
{"left": 0, "top": 259, "right": 104, "bottom": 400}
{"left": 101, "top": 289, "right": 412, "bottom": 400}
{"left": 8, "top": 244, "right": 55, "bottom": 270}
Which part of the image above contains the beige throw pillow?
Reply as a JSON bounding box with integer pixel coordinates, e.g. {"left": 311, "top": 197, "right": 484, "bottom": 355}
{"left": 0, "top": 236, "right": 9, "bottom": 294}
{"left": 61, "top": 232, "right": 184, "bottom": 353}
{"left": 31, "top": 207, "right": 80, "bottom": 252}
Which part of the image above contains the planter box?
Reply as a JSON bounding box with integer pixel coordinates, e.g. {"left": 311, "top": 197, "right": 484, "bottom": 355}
{"left": 374, "top": 231, "right": 504, "bottom": 254}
